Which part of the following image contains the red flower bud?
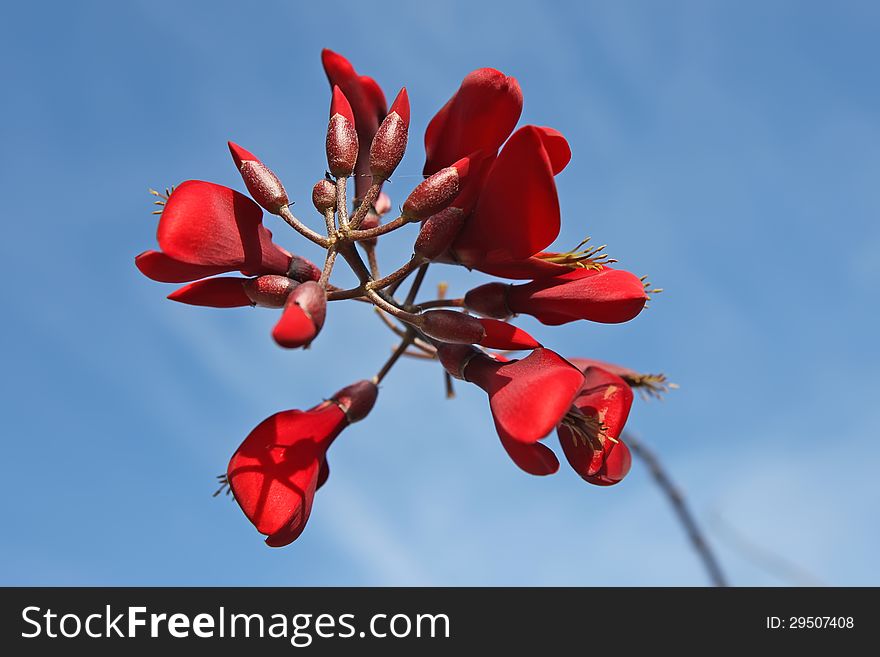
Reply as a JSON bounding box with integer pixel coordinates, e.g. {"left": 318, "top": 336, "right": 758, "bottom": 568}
{"left": 416, "top": 310, "right": 486, "bottom": 344}
{"left": 227, "top": 380, "right": 378, "bottom": 547}
{"left": 272, "top": 281, "right": 327, "bottom": 349}
{"left": 286, "top": 254, "right": 322, "bottom": 283}
{"left": 370, "top": 88, "right": 409, "bottom": 180}
{"left": 414, "top": 207, "right": 466, "bottom": 261}
{"left": 374, "top": 191, "right": 392, "bottom": 216}
{"left": 242, "top": 274, "right": 299, "bottom": 308}
{"left": 312, "top": 179, "right": 337, "bottom": 213}
{"left": 326, "top": 86, "right": 359, "bottom": 178}
{"left": 167, "top": 277, "right": 254, "bottom": 307}
{"left": 402, "top": 157, "right": 470, "bottom": 220}
{"left": 557, "top": 366, "right": 634, "bottom": 486}
{"left": 228, "top": 141, "right": 289, "bottom": 213}
{"left": 507, "top": 267, "right": 648, "bottom": 325}
{"left": 477, "top": 319, "right": 541, "bottom": 350}
{"left": 463, "top": 282, "right": 511, "bottom": 320}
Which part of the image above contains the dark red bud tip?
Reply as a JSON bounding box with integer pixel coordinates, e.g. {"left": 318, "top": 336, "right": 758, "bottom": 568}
{"left": 370, "top": 92, "right": 410, "bottom": 180}
{"left": 414, "top": 207, "right": 466, "bottom": 260}
{"left": 464, "top": 282, "right": 512, "bottom": 319}
{"left": 228, "top": 141, "right": 257, "bottom": 169}
{"left": 478, "top": 319, "right": 541, "bottom": 350}
{"left": 402, "top": 158, "right": 469, "bottom": 220}
{"left": 450, "top": 155, "right": 470, "bottom": 180}
{"left": 312, "top": 179, "right": 337, "bottom": 213}
{"left": 329, "top": 85, "right": 355, "bottom": 123}
{"left": 331, "top": 380, "right": 379, "bottom": 423}
{"left": 289, "top": 281, "right": 327, "bottom": 331}
{"left": 287, "top": 254, "right": 322, "bottom": 283}
{"left": 416, "top": 310, "right": 486, "bottom": 344}
{"left": 436, "top": 344, "right": 482, "bottom": 379}
{"left": 243, "top": 275, "right": 298, "bottom": 308}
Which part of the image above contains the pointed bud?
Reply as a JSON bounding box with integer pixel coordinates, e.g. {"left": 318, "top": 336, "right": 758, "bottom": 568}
{"left": 464, "top": 282, "right": 512, "bottom": 319}
{"left": 370, "top": 88, "right": 409, "bottom": 180}
{"left": 327, "top": 86, "right": 359, "bottom": 177}
{"left": 330, "top": 380, "right": 379, "bottom": 423}
{"left": 374, "top": 192, "right": 392, "bottom": 216}
{"left": 272, "top": 281, "right": 327, "bottom": 348}
{"left": 414, "top": 207, "right": 466, "bottom": 260}
{"left": 416, "top": 310, "right": 486, "bottom": 344}
{"left": 477, "top": 319, "right": 541, "bottom": 350}
{"left": 287, "top": 254, "right": 322, "bottom": 283}
{"left": 402, "top": 157, "right": 470, "bottom": 220}
{"left": 242, "top": 275, "right": 299, "bottom": 308}
{"left": 167, "top": 277, "right": 254, "bottom": 308}
{"left": 312, "top": 179, "right": 337, "bottom": 213}
{"left": 228, "top": 141, "right": 289, "bottom": 213}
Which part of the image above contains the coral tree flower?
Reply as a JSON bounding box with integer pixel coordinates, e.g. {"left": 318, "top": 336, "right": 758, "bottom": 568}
{"left": 227, "top": 380, "right": 378, "bottom": 547}
{"left": 557, "top": 366, "right": 634, "bottom": 486}
{"left": 321, "top": 49, "right": 387, "bottom": 201}
{"left": 135, "top": 180, "right": 291, "bottom": 283}
{"left": 465, "top": 267, "right": 649, "bottom": 325}
{"left": 438, "top": 346, "right": 583, "bottom": 475}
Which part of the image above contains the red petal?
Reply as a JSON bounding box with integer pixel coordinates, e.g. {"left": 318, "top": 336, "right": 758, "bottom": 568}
{"left": 499, "top": 432, "right": 559, "bottom": 476}
{"left": 424, "top": 68, "right": 522, "bottom": 175}
{"left": 508, "top": 267, "right": 648, "bottom": 324}
{"left": 330, "top": 85, "right": 355, "bottom": 123}
{"left": 453, "top": 126, "right": 568, "bottom": 265}
{"left": 473, "top": 254, "right": 581, "bottom": 280}
{"left": 465, "top": 348, "right": 584, "bottom": 444}
{"left": 227, "top": 405, "right": 346, "bottom": 542}
{"left": 478, "top": 319, "right": 541, "bottom": 350}
{"left": 272, "top": 299, "right": 318, "bottom": 348}
{"left": 587, "top": 440, "right": 632, "bottom": 486}
{"left": 227, "top": 141, "right": 257, "bottom": 168}
{"left": 167, "top": 277, "right": 253, "bottom": 308}
{"left": 389, "top": 87, "right": 410, "bottom": 126}
{"left": 135, "top": 250, "right": 232, "bottom": 283}
{"left": 156, "top": 180, "right": 290, "bottom": 275}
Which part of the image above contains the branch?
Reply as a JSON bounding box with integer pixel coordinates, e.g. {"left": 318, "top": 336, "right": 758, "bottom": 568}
{"left": 623, "top": 432, "right": 728, "bottom": 587}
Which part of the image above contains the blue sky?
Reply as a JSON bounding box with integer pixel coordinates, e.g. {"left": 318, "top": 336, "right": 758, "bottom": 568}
{"left": 2, "top": 0, "right": 878, "bottom": 585}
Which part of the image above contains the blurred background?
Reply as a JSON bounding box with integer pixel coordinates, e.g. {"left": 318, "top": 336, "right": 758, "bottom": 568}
{"left": 1, "top": 0, "right": 877, "bottom": 586}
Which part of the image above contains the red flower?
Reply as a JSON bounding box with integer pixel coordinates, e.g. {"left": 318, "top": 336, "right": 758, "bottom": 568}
{"left": 557, "top": 366, "right": 634, "bottom": 486}
{"left": 136, "top": 180, "right": 292, "bottom": 283}
{"left": 321, "top": 49, "right": 387, "bottom": 201}
{"left": 438, "top": 346, "right": 583, "bottom": 475}
{"left": 423, "top": 68, "right": 522, "bottom": 177}
{"left": 272, "top": 281, "right": 327, "bottom": 349}
{"left": 227, "top": 380, "right": 378, "bottom": 547}
{"left": 465, "top": 266, "right": 648, "bottom": 325}
{"left": 167, "top": 275, "right": 298, "bottom": 308}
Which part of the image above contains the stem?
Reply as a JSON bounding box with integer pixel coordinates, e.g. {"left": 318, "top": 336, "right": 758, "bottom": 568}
{"left": 366, "top": 289, "right": 419, "bottom": 323}
{"left": 373, "top": 332, "right": 415, "bottom": 384}
{"left": 350, "top": 182, "right": 381, "bottom": 229}
{"left": 278, "top": 206, "right": 330, "bottom": 247}
{"left": 318, "top": 247, "right": 338, "bottom": 287}
{"left": 366, "top": 246, "right": 380, "bottom": 279}
{"left": 374, "top": 308, "right": 436, "bottom": 354}
{"left": 345, "top": 215, "right": 411, "bottom": 242}
{"left": 623, "top": 432, "right": 728, "bottom": 587}
{"left": 336, "top": 177, "right": 349, "bottom": 228}
{"left": 323, "top": 207, "right": 336, "bottom": 235}
{"left": 404, "top": 263, "right": 430, "bottom": 307}
{"left": 326, "top": 286, "right": 365, "bottom": 301}
{"left": 417, "top": 297, "right": 465, "bottom": 310}
{"left": 367, "top": 256, "right": 427, "bottom": 292}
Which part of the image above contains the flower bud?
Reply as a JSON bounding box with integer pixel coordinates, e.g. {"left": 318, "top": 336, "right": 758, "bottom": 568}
{"left": 370, "top": 88, "right": 409, "bottom": 180}
{"left": 326, "top": 86, "right": 359, "bottom": 178}
{"left": 331, "top": 380, "right": 379, "bottom": 423}
{"left": 477, "top": 319, "right": 541, "bottom": 350}
{"left": 287, "top": 254, "right": 322, "bottom": 283}
{"left": 414, "top": 207, "right": 466, "bottom": 260}
{"left": 312, "top": 179, "right": 337, "bottom": 213}
{"left": 167, "top": 277, "right": 254, "bottom": 308}
{"left": 228, "top": 142, "right": 289, "bottom": 213}
{"left": 416, "top": 310, "right": 486, "bottom": 344}
{"left": 464, "top": 282, "right": 512, "bottom": 319}
{"left": 272, "top": 281, "right": 327, "bottom": 348}
{"left": 374, "top": 192, "right": 392, "bottom": 216}
{"left": 402, "top": 156, "right": 470, "bottom": 220}
{"left": 242, "top": 275, "right": 299, "bottom": 308}
{"left": 436, "top": 344, "right": 482, "bottom": 380}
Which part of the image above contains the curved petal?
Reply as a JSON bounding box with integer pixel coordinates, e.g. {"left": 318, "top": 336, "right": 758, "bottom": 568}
{"left": 499, "top": 432, "right": 559, "bottom": 476}
{"left": 424, "top": 68, "right": 522, "bottom": 175}
{"left": 477, "top": 319, "right": 541, "bottom": 350}
{"left": 156, "top": 180, "right": 290, "bottom": 275}
{"left": 453, "top": 126, "right": 569, "bottom": 265}
{"left": 135, "top": 250, "right": 233, "bottom": 283}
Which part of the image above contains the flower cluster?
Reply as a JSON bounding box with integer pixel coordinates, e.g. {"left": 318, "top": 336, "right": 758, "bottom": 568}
{"left": 137, "top": 50, "right": 669, "bottom": 547}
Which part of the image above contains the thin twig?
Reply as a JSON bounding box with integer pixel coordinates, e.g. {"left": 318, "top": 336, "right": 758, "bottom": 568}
{"left": 404, "top": 263, "right": 430, "bottom": 307}
{"left": 277, "top": 205, "right": 330, "bottom": 247}
{"left": 623, "top": 432, "right": 728, "bottom": 587}
{"left": 417, "top": 297, "right": 465, "bottom": 311}
{"left": 350, "top": 182, "right": 381, "bottom": 229}
{"left": 373, "top": 332, "right": 415, "bottom": 384}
